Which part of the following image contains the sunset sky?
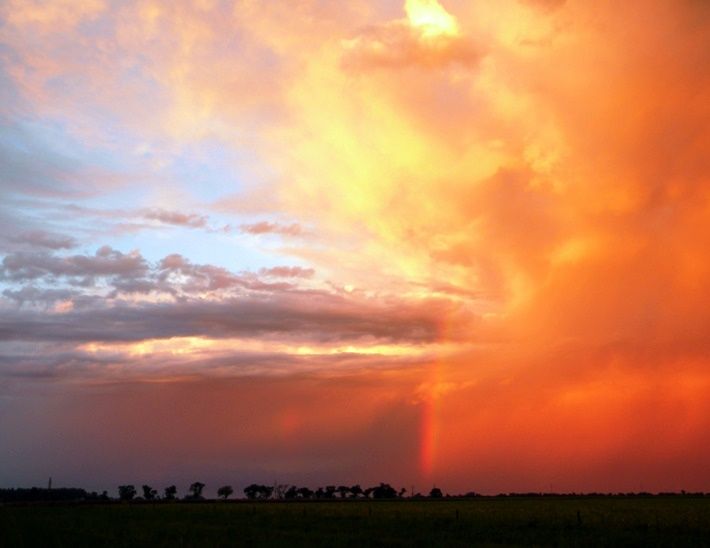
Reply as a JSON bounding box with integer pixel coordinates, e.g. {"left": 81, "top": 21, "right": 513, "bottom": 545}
{"left": 1, "top": 0, "right": 709, "bottom": 496}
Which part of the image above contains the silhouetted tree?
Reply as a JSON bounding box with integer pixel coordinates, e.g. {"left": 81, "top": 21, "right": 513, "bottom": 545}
{"left": 350, "top": 484, "right": 363, "bottom": 498}
{"left": 0, "top": 488, "right": 88, "bottom": 503}
{"left": 273, "top": 484, "right": 289, "bottom": 500}
{"left": 244, "top": 484, "right": 258, "bottom": 500}
{"left": 284, "top": 486, "right": 299, "bottom": 500}
{"left": 315, "top": 487, "right": 325, "bottom": 499}
{"left": 164, "top": 485, "right": 177, "bottom": 500}
{"left": 398, "top": 487, "right": 407, "bottom": 498}
{"left": 429, "top": 487, "right": 443, "bottom": 498}
{"left": 244, "top": 484, "right": 273, "bottom": 500}
{"left": 217, "top": 485, "right": 234, "bottom": 500}
{"left": 142, "top": 485, "right": 158, "bottom": 501}
{"left": 297, "top": 487, "right": 313, "bottom": 499}
{"left": 337, "top": 485, "right": 351, "bottom": 499}
{"left": 118, "top": 485, "right": 136, "bottom": 501}
{"left": 324, "top": 485, "right": 337, "bottom": 499}
{"left": 371, "top": 483, "right": 397, "bottom": 499}
{"left": 188, "top": 482, "right": 205, "bottom": 500}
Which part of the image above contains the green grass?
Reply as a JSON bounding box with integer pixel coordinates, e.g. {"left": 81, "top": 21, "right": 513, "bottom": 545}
{"left": 2, "top": 497, "right": 710, "bottom": 547}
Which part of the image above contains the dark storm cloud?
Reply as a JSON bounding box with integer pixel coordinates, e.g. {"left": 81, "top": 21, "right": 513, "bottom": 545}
{"left": 0, "top": 245, "right": 461, "bottom": 384}
{"left": 0, "top": 294, "right": 443, "bottom": 345}
{"left": 0, "top": 342, "right": 429, "bottom": 385}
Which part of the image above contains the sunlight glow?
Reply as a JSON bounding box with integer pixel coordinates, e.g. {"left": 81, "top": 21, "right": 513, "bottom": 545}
{"left": 405, "top": 0, "right": 459, "bottom": 37}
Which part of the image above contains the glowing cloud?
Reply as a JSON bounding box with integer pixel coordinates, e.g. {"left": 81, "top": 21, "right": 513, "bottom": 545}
{"left": 405, "top": 0, "right": 459, "bottom": 37}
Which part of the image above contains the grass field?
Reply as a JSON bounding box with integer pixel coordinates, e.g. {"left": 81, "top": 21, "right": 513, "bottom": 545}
{"left": 2, "top": 497, "right": 710, "bottom": 547}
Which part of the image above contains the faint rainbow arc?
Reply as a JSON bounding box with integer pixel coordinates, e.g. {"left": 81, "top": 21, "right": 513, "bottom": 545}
{"left": 418, "top": 309, "right": 454, "bottom": 481}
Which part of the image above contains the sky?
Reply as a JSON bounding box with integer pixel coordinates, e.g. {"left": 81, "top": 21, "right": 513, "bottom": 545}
{"left": 0, "top": 0, "right": 709, "bottom": 497}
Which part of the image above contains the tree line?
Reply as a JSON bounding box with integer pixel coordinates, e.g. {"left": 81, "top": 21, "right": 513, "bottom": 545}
{"left": 3, "top": 486, "right": 708, "bottom": 503}
{"left": 115, "top": 482, "right": 445, "bottom": 501}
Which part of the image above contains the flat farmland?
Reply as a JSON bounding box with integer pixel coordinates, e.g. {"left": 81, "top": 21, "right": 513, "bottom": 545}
{"left": 2, "top": 497, "right": 710, "bottom": 547}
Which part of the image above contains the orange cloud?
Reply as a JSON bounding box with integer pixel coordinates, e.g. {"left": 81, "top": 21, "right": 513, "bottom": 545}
{"left": 2, "top": 0, "right": 106, "bottom": 30}
{"left": 251, "top": 0, "right": 710, "bottom": 486}
{"left": 342, "top": 0, "right": 480, "bottom": 70}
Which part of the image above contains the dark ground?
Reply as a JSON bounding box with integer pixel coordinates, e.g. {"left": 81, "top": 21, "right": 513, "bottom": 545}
{"left": 2, "top": 496, "right": 710, "bottom": 547}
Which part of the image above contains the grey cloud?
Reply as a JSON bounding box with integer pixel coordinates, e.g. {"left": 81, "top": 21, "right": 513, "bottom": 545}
{"left": 48, "top": 205, "right": 307, "bottom": 245}
{"left": 108, "top": 278, "right": 163, "bottom": 296}
{"left": 2, "top": 286, "right": 77, "bottom": 304}
{"left": 0, "top": 349, "right": 125, "bottom": 381}
{"left": 55, "top": 205, "right": 212, "bottom": 237}
{"left": 260, "top": 266, "right": 315, "bottom": 278}
{"left": 0, "top": 294, "right": 445, "bottom": 345}
{"left": 9, "top": 230, "right": 77, "bottom": 250}
{"left": 0, "top": 247, "right": 309, "bottom": 299}
{"left": 0, "top": 246, "right": 148, "bottom": 282}
{"left": 0, "top": 247, "right": 462, "bottom": 365}
{"left": 156, "top": 254, "right": 296, "bottom": 294}
{"left": 0, "top": 343, "right": 428, "bottom": 384}
{"left": 143, "top": 209, "right": 208, "bottom": 228}
{"left": 157, "top": 253, "right": 242, "bottom": 291}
